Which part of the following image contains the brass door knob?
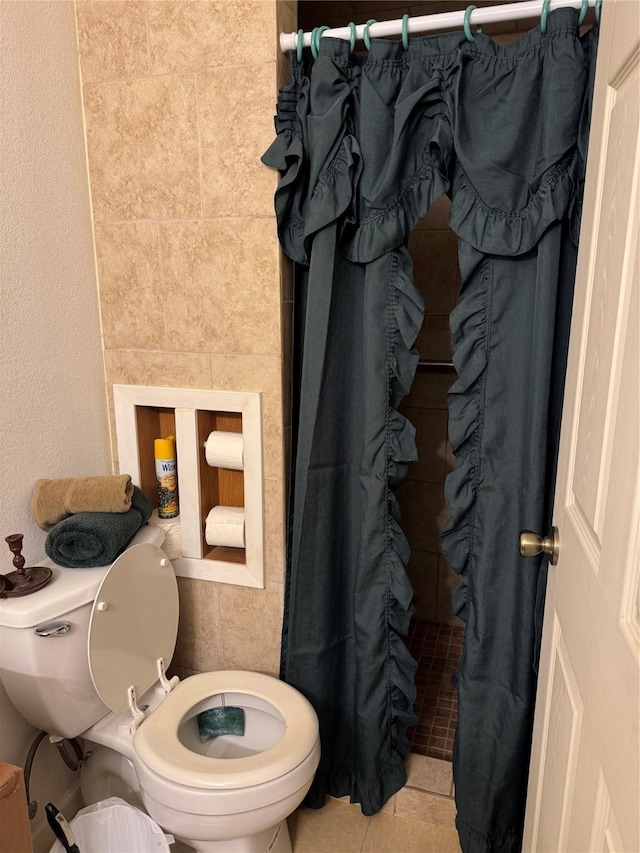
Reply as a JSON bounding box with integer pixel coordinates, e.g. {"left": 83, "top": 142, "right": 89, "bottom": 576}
{"left": 519, "top": 526, "right": 560, "bottom": 565}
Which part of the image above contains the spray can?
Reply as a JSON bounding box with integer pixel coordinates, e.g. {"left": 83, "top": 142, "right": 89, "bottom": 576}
{"left": 154, "top": 436, "right": 179, "bottom": 519}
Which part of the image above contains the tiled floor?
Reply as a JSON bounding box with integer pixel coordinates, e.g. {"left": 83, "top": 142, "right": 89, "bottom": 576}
{"left": 288, "top": 618, "right": 465, "bottom": 853}
{"left": 289, "top": 795, "right": 460, "bottom": 853}
{"left": 406, "top": 620, "right": 464, "bottom": 761}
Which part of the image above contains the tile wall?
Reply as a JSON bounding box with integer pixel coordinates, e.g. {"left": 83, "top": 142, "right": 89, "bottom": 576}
{"left": 75, "top": 0, "right": 297, "bottom": 675}
{"left": 398, "top": 197, "right": 462, "bottom": 625}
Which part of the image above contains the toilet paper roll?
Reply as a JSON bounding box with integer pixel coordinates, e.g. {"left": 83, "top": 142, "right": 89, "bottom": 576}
{"left": 204, "top": 431, "right": 244, "bottom": 471}
{"left": 148, "top": 509, "right": 182, "bottom": 560}
{"left": 205, "top": 505, "right": 245, "bottom": 548}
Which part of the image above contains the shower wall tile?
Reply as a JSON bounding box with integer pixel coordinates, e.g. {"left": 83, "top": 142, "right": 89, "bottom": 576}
{"left": 207, "top": 353, "right": 284, "bottom": 481}
{"left": 437, "top": 555, "right": 463, "bottom": 627}
{"left": 95, "top": 222, "right": 165, "bottom": 350}
{"left": 198, "top": 63, "right": 278, "bottom": 218}
{"left": 173, "top": 577, "right": 221, "bottom": 671}
{"left": 409, "top": 229, "right": 461, "bottom": 317}
{"left": 104, "top": 349, "right": 213, "bottom": 390}
{"left": 397, "top": 481, "right": 451, "bottom": 554}
{"left": 403, "top": 370, "right": 454, "bottom": 411}
{"left": 264, "top": 478, "right": 286, "bottom": 584}
{"left": 159, "top": 219, "right": 281, "bottom": 356}
{"left": 415, "top": 195, "right": 452, "bottom": 231}
{"left": 75, "top": 1, "right": 149, "bottom": 83}
{"left": 219, "top": 584, "right": 284, "bottom": 674}
{"left": 415, "top": 329, "right": 455, "bottom": 363}
{"left": 403, "top": 407, "right": 448, "bottom": 484}
{"left": 406, "top": 551, "right": 439, "bottom": 623}
{"left": 445, "top": 439, "right": 456, "bottom": 477}
{"left": 147, "top": 1, "right": 276, "bottom": 75}
{"left": 84, "top": 75, "right": 200, "bottom": 221}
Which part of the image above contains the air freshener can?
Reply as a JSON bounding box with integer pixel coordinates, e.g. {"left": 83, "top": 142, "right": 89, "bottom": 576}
{"left": 154, "top": 436, "right": 179, "bottom": 519}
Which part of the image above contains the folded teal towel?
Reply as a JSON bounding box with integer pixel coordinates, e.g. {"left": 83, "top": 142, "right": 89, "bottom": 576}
{"left": 45, "top": 486, "right": 152, "bottom": 568}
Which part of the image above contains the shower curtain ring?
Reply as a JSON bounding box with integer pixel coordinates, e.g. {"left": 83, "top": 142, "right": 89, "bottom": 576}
{"left": 296, "top": 28, "right": 304, "bottom": 62}
{"left": 463, "top": 6, "right": 481, "bottom": 42}
{"left": 348, "top": 22, "right": 357, "bottom": 54}
{"left": 311, "top": 26, "right": 329, "bottom": 59}
{"left": 578, "top": 0, "right": 589, "bottom": 26}
{"left": 363, "top": 19, "right": 377, "bottom": 51}
{"left": 401, "top": 14, "right": 410, "bottom": 50}
{"left": 595, "top": 0, "right": 602, "bottom": 22}
{"left": 540, "top": 0, "right": 551, "bottom": 34}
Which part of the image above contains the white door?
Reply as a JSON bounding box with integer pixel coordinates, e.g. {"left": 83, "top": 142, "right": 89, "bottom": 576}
{"left": 523, "top": 2, "right": 639, "bottom": 851}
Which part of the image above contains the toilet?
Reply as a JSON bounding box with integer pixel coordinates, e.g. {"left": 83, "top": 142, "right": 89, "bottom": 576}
{"left": 0, "top": 526, "right": 320, "bottom": 853}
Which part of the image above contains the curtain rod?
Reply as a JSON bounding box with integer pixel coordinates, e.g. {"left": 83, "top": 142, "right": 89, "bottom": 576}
{"left": 418, "top": 360, "right": 456, "bottom": 370}
{"left": 279, "top": 0, "right": 596, "bottom": 52}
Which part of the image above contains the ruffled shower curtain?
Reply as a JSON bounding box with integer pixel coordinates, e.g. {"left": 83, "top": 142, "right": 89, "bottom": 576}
{"left": 262, "top": 9, "right": 598, "bottom": 852}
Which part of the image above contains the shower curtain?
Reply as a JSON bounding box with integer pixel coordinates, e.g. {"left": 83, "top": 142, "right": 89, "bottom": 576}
{"left": 262, "top": 9, "right": 598, "bottom": 852}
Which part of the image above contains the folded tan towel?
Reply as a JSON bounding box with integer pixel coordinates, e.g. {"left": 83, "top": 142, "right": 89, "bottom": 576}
{"left": 32, "top": 475, "right": 134, "bottom": 531}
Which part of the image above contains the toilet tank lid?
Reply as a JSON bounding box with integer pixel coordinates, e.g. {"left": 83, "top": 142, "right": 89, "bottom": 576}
{"left": 0, "top": 526, "right": 166, "bottom": 629}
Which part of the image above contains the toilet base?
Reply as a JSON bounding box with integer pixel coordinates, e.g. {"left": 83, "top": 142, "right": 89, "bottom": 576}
{"left": 183, "top": 820, "right": 291, "bottom": 853}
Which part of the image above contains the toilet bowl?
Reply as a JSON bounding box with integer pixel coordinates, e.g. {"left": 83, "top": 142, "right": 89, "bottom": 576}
{"left": 0, "top": 527, "right": 320, "bottom": 853}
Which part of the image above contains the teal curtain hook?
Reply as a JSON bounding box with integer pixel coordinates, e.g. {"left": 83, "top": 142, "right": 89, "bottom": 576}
{"left": 463, "top": 5, "right": 478, "bottom": 42}
{"left": 348, "top": 21, "right": 356, "bottom": 54}
{"left": 296, "top": 28, "right": 304, "bottom": 63}
{"left": 578, "top": 0, "right": 589, "bottom": 25}
{"left": 310, "top": 27, "right": 319, "bottom": 58}
{"left": 363, "top": 19, "right": 377, "bottom": 51}
{"left": 540, "top": 0, "right": 551, "bottom": 34}
{"left": 401, "top": 14, "right": 410, "bottom": 50}
{"left": 595, "top": 0, "right": 602, "bottom": 22}
{"left": 311, "top": 25, "right": 329, "bottom": 59}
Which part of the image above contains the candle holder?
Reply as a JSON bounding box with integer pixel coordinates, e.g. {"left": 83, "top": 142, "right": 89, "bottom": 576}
{"left": 1, "top": 534, "right": 53, "bottom": 598}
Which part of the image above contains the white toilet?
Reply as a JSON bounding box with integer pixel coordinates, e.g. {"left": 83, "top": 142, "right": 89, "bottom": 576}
{"left": 0, "top": 526, "right": 320, "bottom": 853}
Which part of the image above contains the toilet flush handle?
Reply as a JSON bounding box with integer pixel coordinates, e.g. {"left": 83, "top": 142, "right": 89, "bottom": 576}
{"left": 34, "top": 622, "right": 71, "bottom": 637}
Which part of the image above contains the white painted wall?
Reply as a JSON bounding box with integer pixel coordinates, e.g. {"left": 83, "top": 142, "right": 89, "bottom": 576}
{"left": 0, "top": 1, "right": 111, "bottom": 846}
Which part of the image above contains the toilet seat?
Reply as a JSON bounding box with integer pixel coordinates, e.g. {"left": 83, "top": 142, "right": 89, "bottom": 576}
{"left": 133, "top": 670, "right": 318, "bottom": 790}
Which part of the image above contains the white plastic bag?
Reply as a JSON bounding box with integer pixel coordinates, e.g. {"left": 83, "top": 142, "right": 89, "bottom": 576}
{"left": 49, "top": 797, "right": 174, "bottom": 853}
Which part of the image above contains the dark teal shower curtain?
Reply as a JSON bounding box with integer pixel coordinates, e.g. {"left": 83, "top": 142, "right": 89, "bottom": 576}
{"left": 262, "top": 10, "right": 598, "bottom": 852}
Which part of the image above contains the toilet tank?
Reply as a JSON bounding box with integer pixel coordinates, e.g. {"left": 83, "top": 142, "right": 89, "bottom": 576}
{"left": 0, "top": 527, "right": 166, "bottom": 738}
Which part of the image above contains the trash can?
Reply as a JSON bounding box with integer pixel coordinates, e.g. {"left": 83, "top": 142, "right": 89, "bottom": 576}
{"left": 49, "top": 797, "right": 174, "bottom": 853}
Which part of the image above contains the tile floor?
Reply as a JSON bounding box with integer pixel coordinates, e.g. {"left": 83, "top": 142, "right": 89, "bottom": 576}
{"left": 289, "top": 791, "right": 460, "bottom": 853}
{"left": 288, "top": 620, "right": 465, "bottom": 851}
{"left": 406, "top": 620, "right": 464, "bottom": 761}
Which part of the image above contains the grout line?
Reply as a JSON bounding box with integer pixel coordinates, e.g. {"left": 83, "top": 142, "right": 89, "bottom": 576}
{"left": 359, "top": 814, "right": 374, "bottom": 853}
{"left": 81, "top": 59, "right": 276, "bottom": 87}
{"left": 407, "top": 618, "right": 463, "bottom": 762}
{"left": 194, "top": 72, "right": 205, "bottom": 218}
{"left": 92, "top": 215, "right": 278, "bottom": 226}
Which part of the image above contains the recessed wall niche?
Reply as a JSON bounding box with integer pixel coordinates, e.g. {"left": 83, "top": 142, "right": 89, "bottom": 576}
{"left": 113, "top": 385, "right": 264, "bottom": 588}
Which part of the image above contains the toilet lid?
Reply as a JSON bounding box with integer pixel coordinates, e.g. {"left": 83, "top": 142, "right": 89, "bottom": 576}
{"left": 88, "top": 542, "right": 179, "bottom": 713}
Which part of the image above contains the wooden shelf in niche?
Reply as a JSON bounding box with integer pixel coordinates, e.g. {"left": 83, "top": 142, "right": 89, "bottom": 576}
{"left": 196, "top": 410, "right": 245, "bottom": 563}
{"left": 135, "top": 405, "right": 176, "bottom": 511}
{"left": 113, "top": 385, "right": 264, "bottom": 589}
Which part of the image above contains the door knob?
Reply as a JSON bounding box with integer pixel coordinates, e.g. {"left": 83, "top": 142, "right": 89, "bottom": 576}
{"left": 519, "top": 526, "right": 560, "bottom": 565}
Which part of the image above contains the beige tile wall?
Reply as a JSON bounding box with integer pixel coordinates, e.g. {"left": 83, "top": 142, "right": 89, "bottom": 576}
{"left": 76, "top": 0, "right": 296, "bottom": 676}
{"left": 398, "top": 197, "right": 463, "bottom": 626}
